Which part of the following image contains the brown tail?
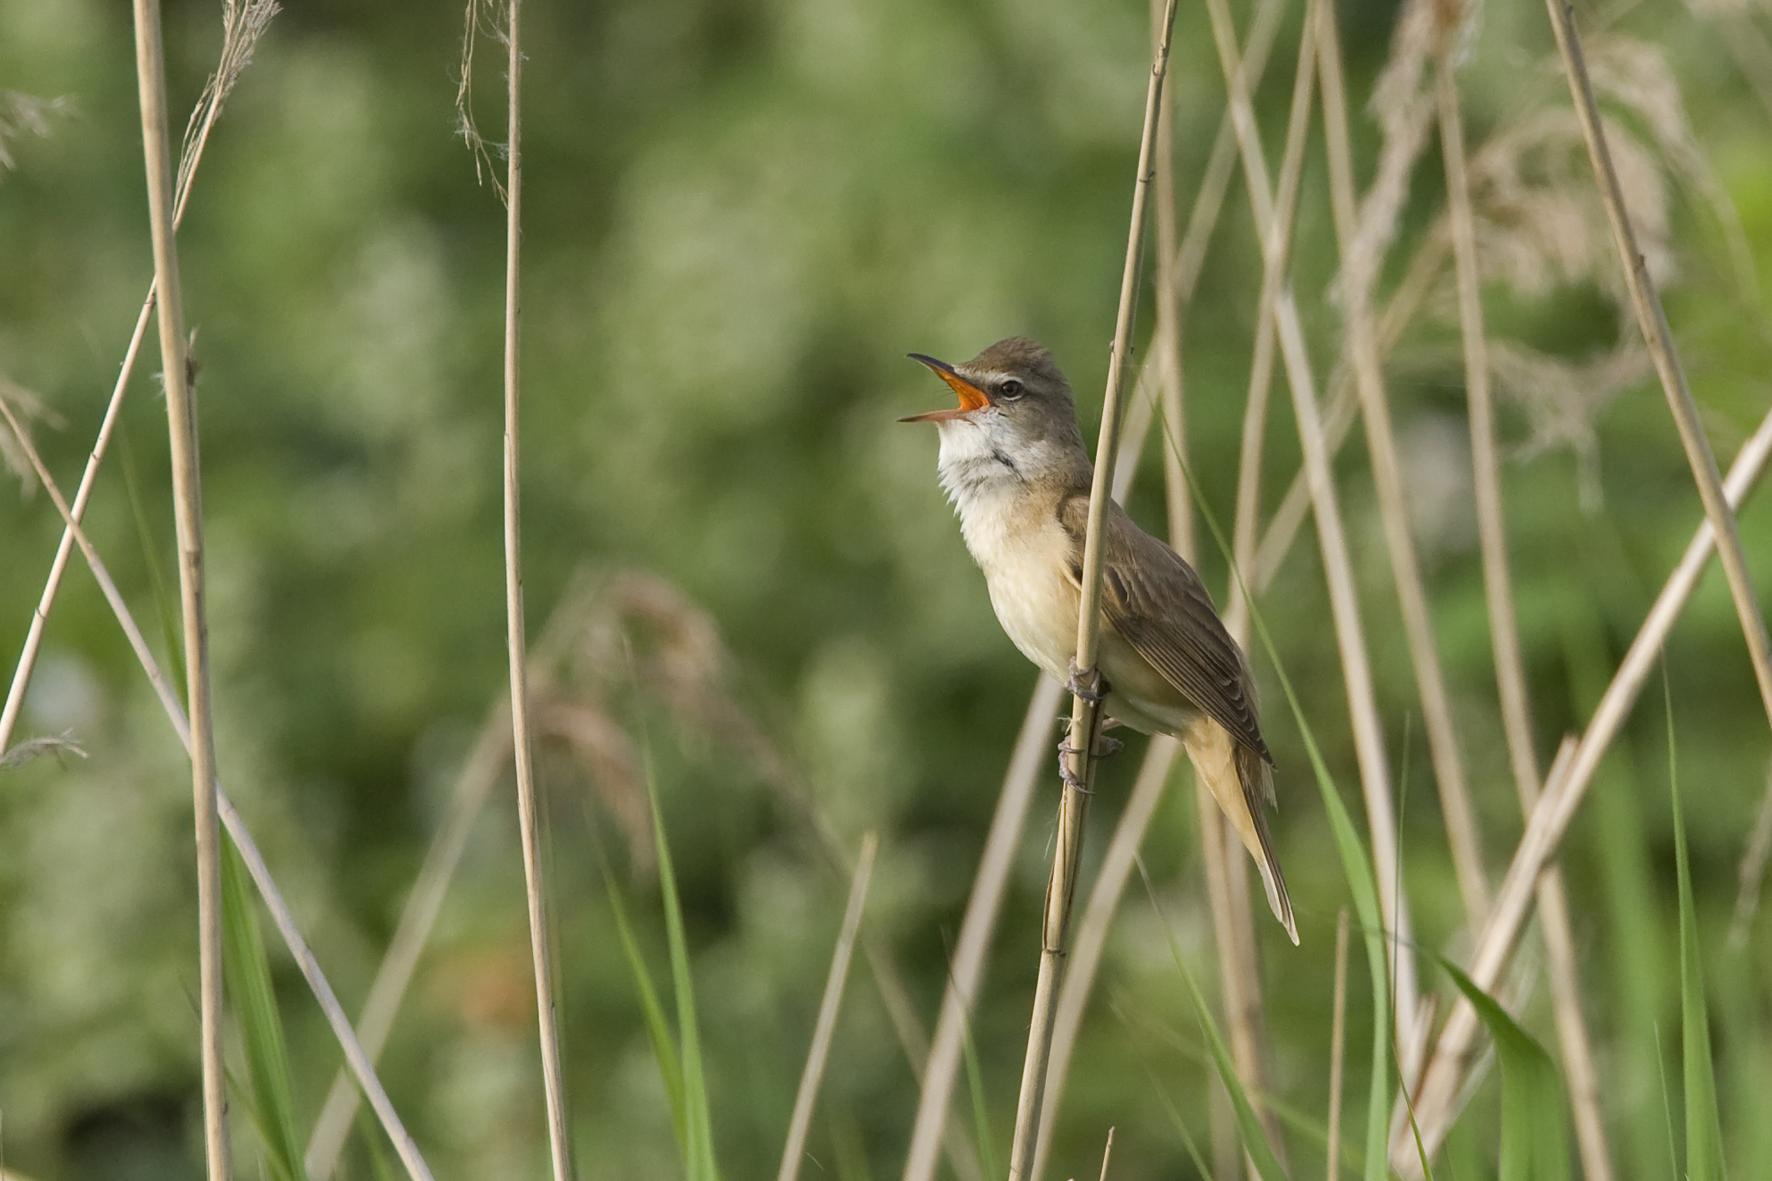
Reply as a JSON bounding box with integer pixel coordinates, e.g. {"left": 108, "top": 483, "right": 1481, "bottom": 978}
{"left": 1185, "top": 720, "right": 1298, "bottom": 945}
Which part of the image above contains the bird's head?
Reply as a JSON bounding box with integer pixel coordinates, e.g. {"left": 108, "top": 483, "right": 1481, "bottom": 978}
{"left": 900, "top": 338, "right": 1086, "bottom": 469}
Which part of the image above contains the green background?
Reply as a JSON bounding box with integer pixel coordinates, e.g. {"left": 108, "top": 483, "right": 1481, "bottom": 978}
{"left": 3, "top": 0, "right": 1771, "bottom": 1176}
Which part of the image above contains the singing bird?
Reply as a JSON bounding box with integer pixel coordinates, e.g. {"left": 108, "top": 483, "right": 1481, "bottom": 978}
{"left": 902, "top": 337, "right": 1297, "bottom": 944}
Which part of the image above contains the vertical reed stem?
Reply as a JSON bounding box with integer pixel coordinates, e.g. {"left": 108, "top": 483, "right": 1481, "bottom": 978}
{"left": 1006, "top": 3, "right": 1180, "bottom": 1174}
{"left": 498, "top": 2, "right": 576, "bottom": 1176}
{"left": 127, "top": 1, "right": 229, "bottom": 1173}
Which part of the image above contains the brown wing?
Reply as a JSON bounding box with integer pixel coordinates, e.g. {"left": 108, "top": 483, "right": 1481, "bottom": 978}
{"left": 1060, "top": 494, "right": 1273, "bottom": 766}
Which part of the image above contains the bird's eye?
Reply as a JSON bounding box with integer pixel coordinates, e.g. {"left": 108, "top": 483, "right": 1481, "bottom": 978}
{"left": 998, "top": 379, "right": 1025, "bottom": 400}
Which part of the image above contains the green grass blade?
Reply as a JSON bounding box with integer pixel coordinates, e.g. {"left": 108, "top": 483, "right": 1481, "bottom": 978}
{"left": 359, "top": 1104, "right": 401, "bottom": 1181}
{"left": 956, "top": 991, "right": 999, "bottom": 1181}
{"left": 1146, "top": 1067, "right": 1215, "bottom": 1179}
{"left": 1667, "top": 676, "right": 1726, "bottom": 1181}
{"left": 602, "top": 859, "right": 688, "bottom": 1153}
{"left": 1154, "top": 407, "right": 1394, "bottom": 1181}
{"left": 118, "top": 425, "right": 186, "bottom": 689}
{"left": 649, "top": 771, "right": 719, "bottom": 1181}
{"left": 1139, "top": 858, "right": 1287, "bottom": 1181}
{"left": 220, "top": 832, "right": 307, "bottom": 1181}
{"left": 1435, "top": 956, "right": 1567, "bottom": 1181}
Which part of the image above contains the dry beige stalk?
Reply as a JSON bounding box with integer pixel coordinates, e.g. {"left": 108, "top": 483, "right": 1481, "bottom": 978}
{"left": 1030, "top": 737, "right": 1178, "bottom": 1179}
{"left": 127, "top": 1, "right": 228, "bottom": 1171}
{"left": 1543, "top": 0, "right": 1772, "bottom": 726}
{"left": 1203, "top": 0, "right": 1424, "bottom": 1050}
{"left": 776, "top": 835, "right": 878, "bottom": 1181}
{"left": 1007, "top": 5, "right": 1180, "bottom": 1175}
{"left": 1432, "top": 49, "right": 1615, "bottom": 1181}
{"left": 485, "top": 0, "right": 575, "bottom": 1173}
{"left": 1317, "top": 0, "right": 1489, "bottom": 932}
{"left": 0, "top": 399, "right": 436, "bottom": 1181}
{"left": 1406, "top": 405, "right": 1772, "bottom": 1158}
{"left": 0, "top": 0, "right": 277, "bottom": 761}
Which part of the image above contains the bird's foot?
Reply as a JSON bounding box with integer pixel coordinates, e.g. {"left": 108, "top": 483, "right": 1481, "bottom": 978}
{"left": 1066, "top": 660, "right": 1107, "bottom": 704}
{"left": 1055, "top": 743, "right": 1094, "bottom": 794}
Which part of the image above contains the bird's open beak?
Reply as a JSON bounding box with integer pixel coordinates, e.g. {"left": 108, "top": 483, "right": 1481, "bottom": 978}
{"left": 899, "top": 353, "right": 990, "bottom": 423}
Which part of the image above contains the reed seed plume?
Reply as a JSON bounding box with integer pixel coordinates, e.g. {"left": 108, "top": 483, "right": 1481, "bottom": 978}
{"left": 0, "top": 731, "right": 87, "bottom": 771}
{"left": 0, "top": 91, "right": 70, "bottom": 174}
{"left": 0, "top": 378, "right": 62, "bottom": 494}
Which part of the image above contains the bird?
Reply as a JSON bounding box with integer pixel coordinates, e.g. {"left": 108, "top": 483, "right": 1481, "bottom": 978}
{"left": 901, "top": 336, "right": 1297, "bottom": 944}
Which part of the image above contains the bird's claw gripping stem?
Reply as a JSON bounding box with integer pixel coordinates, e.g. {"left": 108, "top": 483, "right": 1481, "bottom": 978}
{"left": 1055, "top": 742, "right": 1094, "bottom": 794}
{"left": 1066, "top": 661, "right": 1106, "bottom": 704}
{"left": 1055, "top": 732, "right": 1122, "bottom": 792}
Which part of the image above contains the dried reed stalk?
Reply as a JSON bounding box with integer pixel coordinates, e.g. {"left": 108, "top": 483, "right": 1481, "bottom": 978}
{"left": 1202, "top": 0, "right": 1423, "bottom": 1047}
{"left": 1315, "top": 0, "right": 1488, "bottom": 930}
{"left": 1151, "top": 0, "right": 1191, "bottom": 566}
{"left": 1204, "top": 17, "right": 1320, "bottom": 1166}
{"left": 126, "top": 1, "right": 228, "bottom": 1171}
{"left": 493, "top": 2, "right": 575, "bottom": 1174}
{"left": 776, "top": 834, "right": 879, "bottom": 1181}
{"left": 1223, "top": 0, "right": 1320, "bottom": 647}
{"left": 1006, "top": 3, "right": 1180, "bottom": 1174}
{"left": 0, "top": 402, "right": 436, "bottom": 1181}
{"left": 1405, "top": 404, "right": 1772, "bottom": 1157}
{"left": 1253, "top": 239, "right": 1445, "bottom": 590}
{"left": 1030, "top": 738, "right": 1179, "bottom": 1179}
{"left": 1432, "top": 49, "right": 1614, "bottom": 1181}
{"left": 1544, "top": 0, "right": 1772, "bottom": 726}
{"left": 0, "top": 0, "right": 273, "bottom": 756}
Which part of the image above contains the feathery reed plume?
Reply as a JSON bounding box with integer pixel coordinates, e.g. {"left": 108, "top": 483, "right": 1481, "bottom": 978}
{"left": 1203, "top": 0, "right": 1424, "bottom": 1046}
{"left": 1006, "top": 5, "right": 1180, "bottom": 1175}
{"left": 1334, "top": 0, "right": 1462, "bottom": 319}
{"left": 1317, "top": 0, "right": 1488, "bottom": 930}
{"left": 776, "top": 834, "right": 878, "bottom": 1181}
{"left": 1542, "top": 0, "right": 1772, "bottom": 724}
{"left": 0, "top": 377, "right": 61, "bottom": 494}
{"left": 0, "top": 91, "right": 70, "bottom": 173}
{"left": 1433, "top": 40, "right": 1615, "bottom": 1181}
{"left": 1406, "top": 405, "right": 1772, "bottom": 1157}
{"left": 0, "top": 0, "right": 277, "bottom": 769}
{"left": 0, "top": 731, "right": 85, "bottom": 770}
{"left": 127, "top": 0, "right": 228, "bottom": 1170}
{"left": 1729, "top": 761, "right": 1772, "bottom": 948}
{"left": 0, "top": 400, "right": 436, "bottom": 1180}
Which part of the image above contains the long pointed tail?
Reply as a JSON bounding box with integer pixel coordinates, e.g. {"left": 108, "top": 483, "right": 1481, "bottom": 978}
{"left": 1186, "top": 721, "right": 1298, "bottom": 945}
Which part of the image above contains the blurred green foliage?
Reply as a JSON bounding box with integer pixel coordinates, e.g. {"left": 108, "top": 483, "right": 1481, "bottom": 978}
{"left": 2, "top": 0, "right": 1771, "bottom": 1176}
